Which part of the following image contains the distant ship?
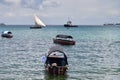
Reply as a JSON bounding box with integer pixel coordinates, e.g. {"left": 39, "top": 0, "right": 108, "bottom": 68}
{"left": 103, "top": 23, "right": 120, "bottom": 26}
{"left": 103, "top": 23, "right": 114, "bottom": 26}
{"left": 115, "top": 23, "right": 120, "bottom": 25}
{"left": 30, "top": 15, "right": 46, "bottom": 29}
{"left": 64, "top": 20, "right": 78, "bottom": 27}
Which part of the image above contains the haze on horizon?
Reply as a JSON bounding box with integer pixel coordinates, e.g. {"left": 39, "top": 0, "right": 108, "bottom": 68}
{"left": 0, "top": 0, "right": 120, "bottom": 25}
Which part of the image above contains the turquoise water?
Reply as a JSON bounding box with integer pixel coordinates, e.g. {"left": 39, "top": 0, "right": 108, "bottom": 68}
{"left": 0, "top": 25, "right": 120, "bottom": 80}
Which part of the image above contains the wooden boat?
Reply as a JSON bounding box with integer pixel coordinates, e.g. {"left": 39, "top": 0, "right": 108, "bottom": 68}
{"left": 1, "top": 31, "right": 13, "bottom": 38}
{"left": 30, "top": 15, "right": 46, "bottom": 29}
{"left": 53, "top": 34, "right": 75, "bottom": 45}
{"left": 45, "top": 46, "right": 68, "bottom": 75}
{"left": 64, "top": 20, "right": 78, "bottom": 27}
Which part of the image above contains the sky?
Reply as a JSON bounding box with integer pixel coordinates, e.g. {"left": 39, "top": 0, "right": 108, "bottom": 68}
{"left": 0, "top": 0, "right": 120, "bottom": 25}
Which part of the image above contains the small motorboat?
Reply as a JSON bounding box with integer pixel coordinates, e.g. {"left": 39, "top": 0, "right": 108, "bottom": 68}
{"left": 53, "top": 34, "right": 75, "bottom": 45}
{"left": 44, "top": 46, "right": 68, "bottom": 75}
{"left": 1, "top": 31, "right": 13, "bottom": 38}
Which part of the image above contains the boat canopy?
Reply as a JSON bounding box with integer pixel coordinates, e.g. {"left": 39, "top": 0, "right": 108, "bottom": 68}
{"left": 56, "top": 34, "right": 73, "bottom": 39}
{"left": 46, "top": 46, "right": 68, "bottom": 66}
{"left": 2, "top": 31, "right": 12, "bottom": 34}
{"left": 48, "top": 46, "right": 65, "bottom": 56}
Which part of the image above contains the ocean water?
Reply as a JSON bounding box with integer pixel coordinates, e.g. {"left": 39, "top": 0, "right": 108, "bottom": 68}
{"left": 0, "top": 25, "right": 120, "bottom": 80}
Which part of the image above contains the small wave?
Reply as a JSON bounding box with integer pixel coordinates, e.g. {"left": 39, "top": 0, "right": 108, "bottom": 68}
{"left": 15, "top": 49, "right": 27, "bottom": 52}
{"left": 108, "top": 41, "right": 120, "bottom": 47}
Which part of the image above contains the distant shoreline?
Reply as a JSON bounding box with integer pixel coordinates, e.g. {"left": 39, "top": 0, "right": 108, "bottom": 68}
{"left": 0, "top": 23, "right": 6, "bottom": 26}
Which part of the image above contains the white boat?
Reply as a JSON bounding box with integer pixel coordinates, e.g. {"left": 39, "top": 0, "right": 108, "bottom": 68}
{"left": 30, "top": 15, "right": 46, "bottom": 29}
{"left": 1, "top": 31, "right": 13, "bottom": 38}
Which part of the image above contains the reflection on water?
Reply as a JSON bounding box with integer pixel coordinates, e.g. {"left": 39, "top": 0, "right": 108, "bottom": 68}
{"left": 44, "top": 71, "right": 68, "bottom": 80}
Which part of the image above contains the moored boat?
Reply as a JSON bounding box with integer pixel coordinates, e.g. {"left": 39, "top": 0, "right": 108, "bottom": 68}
{"left": 103, "top": 23, "right": 114, "bottom": 26}
{"left": 115, "top": 23, "right": 120, "bottom": 25}
{"left": 53, "top": 34, "right": 75, "bottom": 45}
{"left": 64, "top": 20, "right": 78, "bottom": 27}
{"left": 44, "top": 46, "right": 68, "bottom": 75}
{"left": 30, "top": 15, "right": 46, "bottom": 29}
{"left": 1, "top": 31, "right": 13, "bottom": 38}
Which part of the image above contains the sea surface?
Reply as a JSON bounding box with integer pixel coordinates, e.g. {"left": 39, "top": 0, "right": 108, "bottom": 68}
{"left": 0, "top": 25, "right": 120, "bottom": 80}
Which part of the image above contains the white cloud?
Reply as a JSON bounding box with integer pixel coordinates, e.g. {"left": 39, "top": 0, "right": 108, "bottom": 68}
{"left": 107, "top": 9, "right": 120, "bottom": 16}
{"left": 39, "top": 0, "right": 60, "bottom": 10}
{"left": 0, "top": 0, "right": 120, "bottom": 25}
{"left": 4, "top": 0, "right": 21, "bottom": 5}
{"left": 6, "top": 12, "right": 15, "bottom": 17}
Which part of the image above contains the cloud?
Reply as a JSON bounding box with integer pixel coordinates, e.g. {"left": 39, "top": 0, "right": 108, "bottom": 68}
{"left": 20, "top": 0, "right": 60, "bottom": 10}
{"left": 5, "top": 0, "right": 21, "bottom": 4}
{"left": 5, "top": 12, "right": 15, "bottom": 17}
{"left": 0, "top": 0, "right": 120, "bottom": 25}
{"left": 40, "top": 0, "right": 60, "bottom": 9}
{"left": 21, "top": 0, "right": 42, "bottom": 9}
{"left": 1, "top": 0, "right": 21, "bottom": 5}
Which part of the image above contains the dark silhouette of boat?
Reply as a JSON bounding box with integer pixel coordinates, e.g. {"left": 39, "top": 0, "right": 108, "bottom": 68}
{"left": 115, "top": 23, "right": 120, "bottom": 25}
{"left": 45, "top": 46, "right": 68, "bottom": 75}
{"left": 103, "top": 23, "right": 120, "bottom": 26}
{"left": 53, "top": 34, "right": 75, "bottom": 45}
{"left": 1, "top": 31, "right": 13, "bottom": 38}
{"left": 64, "top": 20, "right": 78, "bottom": 27}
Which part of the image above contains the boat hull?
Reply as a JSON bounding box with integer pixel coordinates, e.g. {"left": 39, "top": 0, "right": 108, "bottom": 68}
{"left": 45, "top": 65, "right": 68, "bottom": 75}
{"left": 64, "top": 24, "right": 78, "bottom": 27}
{"left": 53, "top": 39, "right": 75, "bottom": 45}
{"left": 1, "top": 34, "right": 13, "bottom": 38}
{"left": 30, "top": 27, "right": 42, "bottom": 29}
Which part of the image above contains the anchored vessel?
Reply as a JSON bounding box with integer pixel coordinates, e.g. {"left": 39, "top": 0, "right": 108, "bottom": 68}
{"left": 30, "top": 15, "right": 46, "bottom": 29}
{"left": 1, "top": 31, "right": 13, "bottom": 38}
{"left": 53, "top": 34, "right": 75, "bottom": 45}
{"left": 64, "top": 20, "right": 78, "bottom": 27}
{"left": 45, "top": 46, "right": 68, "bottom": 75}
